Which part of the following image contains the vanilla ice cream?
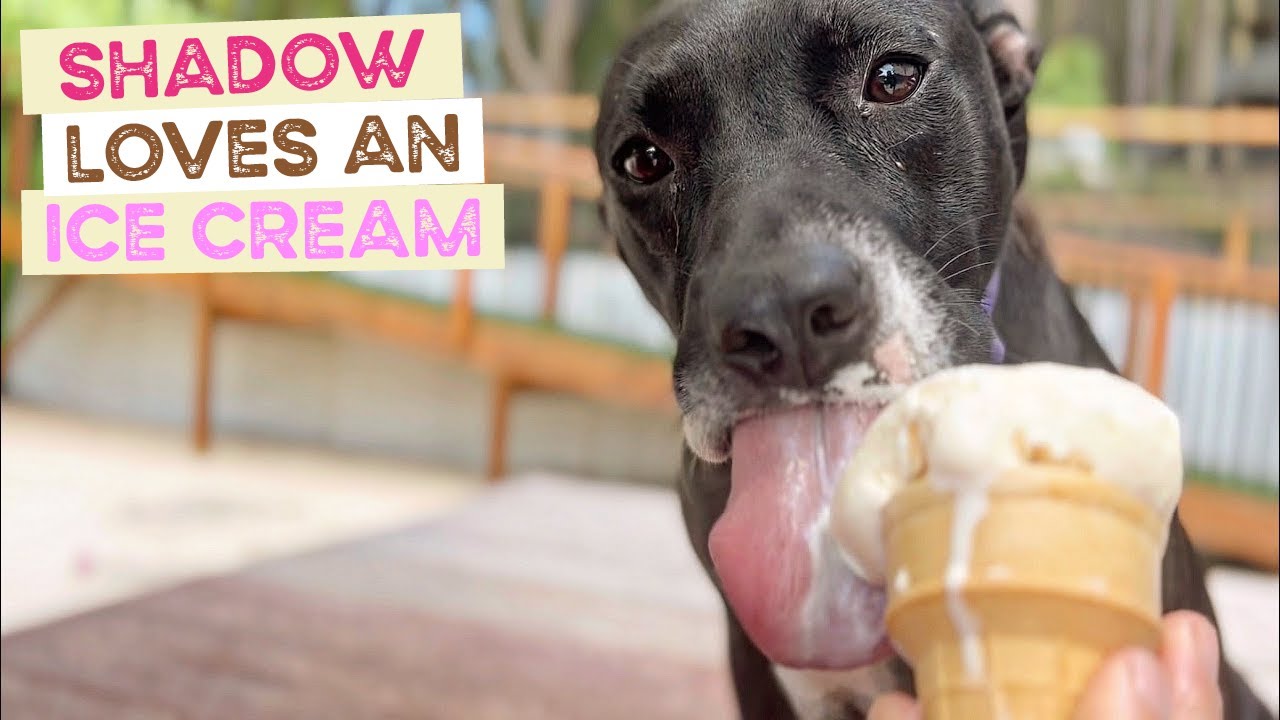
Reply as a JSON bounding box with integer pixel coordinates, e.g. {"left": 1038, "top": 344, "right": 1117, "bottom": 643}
{"left": 831, "top": 362, "right": 1183, "bottom": 584}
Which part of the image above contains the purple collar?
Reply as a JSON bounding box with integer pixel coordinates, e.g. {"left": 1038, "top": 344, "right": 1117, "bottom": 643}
{"left": 980, "top": 268, "right": 1006, "bottom": 364}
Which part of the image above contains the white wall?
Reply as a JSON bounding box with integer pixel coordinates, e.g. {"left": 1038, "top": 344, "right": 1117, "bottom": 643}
{"left": 1075, "top": 286, "right": 1280, "bottom": 490}
{"left": 3, "top": 276, "right": 684, "bottom": 485}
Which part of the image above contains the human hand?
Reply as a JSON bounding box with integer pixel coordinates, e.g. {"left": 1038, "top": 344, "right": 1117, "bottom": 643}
{"left": 868, "top": 610, "right": 1224, "bottom": 719}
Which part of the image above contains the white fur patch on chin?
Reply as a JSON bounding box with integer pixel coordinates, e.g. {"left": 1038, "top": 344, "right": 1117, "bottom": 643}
{"left": 682, "top": 409, "right": 730, "bottom": 463}
{"left": 772, "top": 662, "right": 901, "bottom": 720}
{"left": 824, "top": 363, "right": 907, "bottom": 406}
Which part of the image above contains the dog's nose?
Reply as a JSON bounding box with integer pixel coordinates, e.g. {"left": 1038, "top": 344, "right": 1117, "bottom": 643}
{"left": 709, "top": 245, "right": 874, "bottom": 388}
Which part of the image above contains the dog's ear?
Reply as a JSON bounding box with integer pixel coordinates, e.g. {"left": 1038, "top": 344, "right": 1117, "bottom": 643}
{"left": 960, "top": 1, "right": 1041, "bottom": 184}
{"left": 960, "top": 0, "right": 1040, "bottom": 108}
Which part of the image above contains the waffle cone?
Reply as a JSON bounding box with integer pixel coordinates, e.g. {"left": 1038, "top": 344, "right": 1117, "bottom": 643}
{"left": 883, "top": 465, "right": 1165, "bottom": 719}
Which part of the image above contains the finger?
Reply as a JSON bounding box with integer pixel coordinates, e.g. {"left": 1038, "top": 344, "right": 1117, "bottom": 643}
{"left": 1161, "top": 611, "right": 1224, "bottom": 720}
{"left": 1072, "top": 647, "right": 1172, "bottom": 720}
{"left": 868, "top": 692, "right": 921, "bottom": 720}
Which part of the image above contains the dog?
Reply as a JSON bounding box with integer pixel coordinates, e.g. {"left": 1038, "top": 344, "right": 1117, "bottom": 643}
{"left": 592, "top": 0, "right": 1275, "bottom": 718}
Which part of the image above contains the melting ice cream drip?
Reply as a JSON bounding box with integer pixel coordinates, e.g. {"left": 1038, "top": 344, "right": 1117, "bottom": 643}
{"left": 800, "top": 408, "right": 833, "bottom": 660}
{"left": 940, "top": 479, "right": 989, "bottom": 681}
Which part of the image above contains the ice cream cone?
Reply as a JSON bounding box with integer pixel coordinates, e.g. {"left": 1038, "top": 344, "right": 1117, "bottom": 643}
{"left": 882, "top": 465, "right": 1165, "bottom": 720}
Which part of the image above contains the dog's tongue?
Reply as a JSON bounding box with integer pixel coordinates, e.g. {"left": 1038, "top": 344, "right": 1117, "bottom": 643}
{"left": 710, "top": 405, "right": 889, "bottom": 670}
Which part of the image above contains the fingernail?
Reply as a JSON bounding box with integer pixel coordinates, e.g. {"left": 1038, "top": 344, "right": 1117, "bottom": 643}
{"left": 1122, "top": 650, "right": 1170, "bottom": 718}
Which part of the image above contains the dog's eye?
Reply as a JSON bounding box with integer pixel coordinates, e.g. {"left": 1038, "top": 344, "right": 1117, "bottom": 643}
{"left": 865, "top": 58, "right": 925, "bottom": 104}
{"left": 614, "top": 139, "right": 673, "bottom": 184}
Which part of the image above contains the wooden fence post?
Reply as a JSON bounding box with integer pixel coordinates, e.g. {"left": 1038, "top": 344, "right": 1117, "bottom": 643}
{"left": 1223, "top": 210, "right": 1251, "bottom": 269}
{"left": 1122, "top": 282, "right": 1144, "bottom": 380}
{"left": 449, "top": 269, "right": 475, "bottom": 350}
{"left": 5, "top": 108, "right": 32, "bottom": 204}
{"left": 192, "top": 276, "right": 216, "bottom": 452}
{"left": 537, "top": 181, "right": 572, "bottom": 322}
{"left": 1140, "top": 269, "right": 1179, "bottom": 398}
{"left": 486, "top": 375, "right": 519, "bottom": 482}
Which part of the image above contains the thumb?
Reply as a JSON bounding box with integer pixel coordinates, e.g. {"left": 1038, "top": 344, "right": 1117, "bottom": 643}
{"left": 868, "top": 692, "right": 921, "bottom": 720}
{"left": 1072, "top": 647, "right": 1172, "bottom": 720}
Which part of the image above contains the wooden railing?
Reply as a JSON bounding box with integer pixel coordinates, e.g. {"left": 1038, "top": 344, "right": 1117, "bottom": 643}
{"left": 1027, "top": 106, "right": 1280, "bottom": 147}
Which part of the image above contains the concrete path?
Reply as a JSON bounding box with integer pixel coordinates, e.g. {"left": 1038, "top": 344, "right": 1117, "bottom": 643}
{"left": 1, "top": 402, "right": 481, "bottom": 634}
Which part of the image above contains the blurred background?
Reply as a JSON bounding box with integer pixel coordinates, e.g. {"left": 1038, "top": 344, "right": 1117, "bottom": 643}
{"left": 1, "top": 1, "right": 1277, "bottom": 718}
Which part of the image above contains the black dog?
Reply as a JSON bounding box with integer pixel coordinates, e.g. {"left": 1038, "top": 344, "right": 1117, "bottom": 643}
{"left": 593, "top": 1, "right": 1273, "bottom": 718}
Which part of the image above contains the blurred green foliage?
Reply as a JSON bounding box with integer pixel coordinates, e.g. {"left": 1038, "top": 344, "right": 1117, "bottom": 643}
{"left": 1029, "top": 35, "right": 1108, "bottom": 108}
{"left": 572, "top": 0, "right": 661, "bottom": 93}
{"left": 2, "top": 0, "right": 202, "bottom": 99}
{"left": 0, "top": 260, "right": 16, "bottom": 342}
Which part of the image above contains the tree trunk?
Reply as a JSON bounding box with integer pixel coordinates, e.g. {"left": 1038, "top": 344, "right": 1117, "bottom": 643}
{"left": 1223, "top": 0, "right": 1258, "bottom": 174}
{"left": 1148, "top": 0, "right": 1178, "bottom": 104}
{"left": 494, "top": 0, "right": 583, "bottom": 93}
{"left": 1125, "top": 0, "right": 1153, "bottom": 177}
{"left": 539, "top": 0, "right": 582, "bottom": 90}
{"left": 1125, "top": 0, "right": 1153, "bottom": 105}
{"left": 1186, "top": 0, "right": 1226, "bottom": 173}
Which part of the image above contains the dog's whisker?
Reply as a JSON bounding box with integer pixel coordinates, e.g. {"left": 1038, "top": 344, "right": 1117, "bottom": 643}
{"left": 933, "top": 241, "right": 1000, "bottom": 274}
{"left": 949, "top": 316, "right": 983, "bottom": 339}
{"left": 885, "top": 130, "right": 925, "bottom": 151}
{"left": 946, "top": 284, "right": 985, "bottom": 299}
{"left": 922, "top": 211, "right": 1003, "bottom": 260}
{"left": 940, "top": 260, "right": 997, "bottom": 284}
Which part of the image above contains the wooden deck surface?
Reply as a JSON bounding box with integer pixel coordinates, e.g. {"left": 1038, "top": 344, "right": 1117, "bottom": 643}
{"left": 0, "top": 476, "right": 736, "bottom": 720}
{"left": 2, "top": 473, "right": 1277, "bottom": 718}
